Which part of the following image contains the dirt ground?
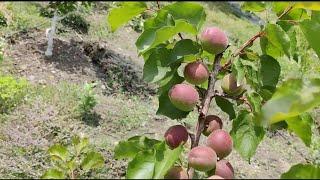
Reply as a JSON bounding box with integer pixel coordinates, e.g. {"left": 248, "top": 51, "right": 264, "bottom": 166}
{"left": 0, "top": 26, "right": 312, "bottom": 179}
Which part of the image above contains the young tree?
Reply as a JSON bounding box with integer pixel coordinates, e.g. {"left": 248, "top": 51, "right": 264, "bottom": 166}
{"left": 108, "top": 2, "right": 320, "bottom": 179}
{"left": 43, "top": 1, "right": 91, "bottom": 57}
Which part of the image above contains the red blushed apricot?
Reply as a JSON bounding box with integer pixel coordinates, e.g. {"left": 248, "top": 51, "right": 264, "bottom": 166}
{"left": 164, "top": 125, "right": 189, "bottom": 149}
{"left": 207, "top": 175, "right": 224, "bottom": 179}
{"left": 184, "top": 61, "right": 209, "bottom": 85}
{"left": 188, "top": 146, "right": 217, "bottom": 172}
{"left": 164, "top": 166, "right": 189, "bottom": 179}
{"left": 206, "top": 129, "right": 233, "bottom": 159}
{"left": 200, "top": 27, "right": 228, "bottom": 55}
{"left": 203, "top": 115, "right": 223, "bottom": 136}
{"left": 168, "top": 83, "right": 199, "bottom": 111}
{"left": 215, "top": 160, "right": 234, "bottom": 179}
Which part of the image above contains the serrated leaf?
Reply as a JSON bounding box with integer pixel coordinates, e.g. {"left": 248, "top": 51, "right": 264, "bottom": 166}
{"left": 41, "top": 169, "right": 65, "bottom": 179}
{"left": 260, "top": 55, "right": 281, "bottom": 92}
{"left": 281, "top": 163, "right": 320, "bottom": 179}
{"left": 143, "top": 48, "right": 172, "bottom": 83}
{"left": 241, "top": 2, "right": 266, "bottom": 12}
{"left": 262, "top": 78, "right": 320, "bottom": 125}
{"left": 264, "top": 24, "right": 291, "bottom": 58}
{"left": 231, "top": 58, "right": 245, "bottom": 85}
{"left": 246, "top": 92, "right": 263, "bottom": 114}
{"left": 48, "top": 144, "right": 69, "bottom": 162}
{"left": 300, "top": 15, "right": 320, "bottom": 58}
{"left": 285, "top": 113, "right": 313, "bottom": 147}
{"left": 81, "top": 151, "right": 105, "bottom": 171}
{"left": 169, "top": 39, "right": 201, "bottom": 64}
{"left": 245, "top": 65, "right": 261, "bottom": 91}
{"left": 162, "top": 2, "right": 206, "bottom": 31}
{"left": 126, "top": 150, "right": 155, "bottom": 179}
{"left": 115, "top": 136, "right": 160, "bottom": 159}
{"left": 260, "top": 36, "right": 282, "bottom": 58}
{"left": 272, "top": 2, "right": 309, "bottom": 21}
{"left": 72, "top": 136, "right": 89, "bottom": 154}
{"left": 230, "top": 110, "right": 265, "bottom": 161}
{"left": 215, "top": 96, "right": 236, "bottom": 120}
{"left": 107, "top": 2, "right": 147, "bottom": 32}
{"left": 287, "top": 27, "right": 298, "bottom": 60}
{"left": 153, "top": 142, "right": 183, "bottom": 179}
{"left": 136, "top": 19, "right": 197, "bottom": 54}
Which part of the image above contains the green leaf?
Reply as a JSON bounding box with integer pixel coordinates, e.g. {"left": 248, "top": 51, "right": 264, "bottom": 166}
{"left": 153, "top": 142, "right": 183, "bottom": 179}
{"left": 264, "top": 24, "right": 291, "bottom": 58}
{"left": 169, "top": 39, "right": 201, "bottom": 64}
{"left": 126, "top": 150, "right": 155, "bottom": 179}
{"left": 162, "top": 2, "right": 206, "bottom": 31}
{"left": 260, "top": 36, "right": 282, "bottom": 58}
{"left": 245, "top": 65, "right": 261, "bottom": 91}
{"left": 262, "top": 78, "right": 320, "bottom": 125}
{"left": 287, "top": 27, "right": 298, "bottom": 60}
{"left": 230, "top": 110, "right": 265, "bottom": 161}
{"left": 136, "top": 19, "right": 197, "bottom": 54}
{"left": 300, "top": 16, "right": 320, "bottom": 58}
{"left": 272, "top": 2, "right": 309, "bottom": 21}
{"left": 259, "top": 55, "right": 281, "bottom": 92}
{"left": 107, "top": 2, "right": 147, "bottom": 32}
{"left": 285, "top": 113, "right": 313, "bottom": 147}
{"left": 48, "top": 144, "right": 69, "bottom": 162}
{"left": 72, "top": 136, "right": 89, "bottom": 154}
{"left": 143, "top": 48, "right": 172, "bottom": 83}
{"left": 215, "top": 96, "right": 236, "bottom": 120}
{"left": 231, "top": 58, "right": 245, "bottom": 85}
{"left": 241, "top": 2, "right": 266, "bottom": 12}
{"left": 41, "top": 169, "right": 65, "bottom": 179}
{"left": 81, "top": 151, "right": 105, "bottom": 171}
{"left": 246, "top": 92, "right": 263, "bottom": 114}
{"left": 239, "top": 49, "right": 260, "bottom": 62}
{"left": 281, "top": 163, "right": 320, "bottom": 179}
{"left": 115, "top": 136, "right": 160, "bottom": 159}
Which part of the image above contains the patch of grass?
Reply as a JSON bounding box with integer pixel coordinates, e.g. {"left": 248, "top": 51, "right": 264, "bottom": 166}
{"left": 105, "top": 94, "right": 155, "bottom": 130}
{"left": 0, "top": 74, "right": 29, "bottom": 114}
{"left": 201, "top": 2, "right": 261, "bottom": 53}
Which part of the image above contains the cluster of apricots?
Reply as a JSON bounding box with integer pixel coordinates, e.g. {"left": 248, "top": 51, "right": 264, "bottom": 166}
{"left": 164, "top": 27, "right": 244, "bottom": 179}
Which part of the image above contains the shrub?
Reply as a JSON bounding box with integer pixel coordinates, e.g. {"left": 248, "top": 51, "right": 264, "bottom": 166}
{"left": 0, "top": 75, "right": 28, "bottom": 114}
{"left": 77, "top": 82, "right": 97, "bottom": 117}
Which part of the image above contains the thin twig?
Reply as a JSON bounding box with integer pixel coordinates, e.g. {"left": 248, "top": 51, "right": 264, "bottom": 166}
{"left": 178, "top": 33, "right": 183, "bottom": 40}
{"left": 221, "top": 31, "right": 264, "bottom": 71}
{"left": 278, "top": 4, "right": 295, "bottom": 20}
{"left": 221, "top": 4, "right": 294, "bottom": 72}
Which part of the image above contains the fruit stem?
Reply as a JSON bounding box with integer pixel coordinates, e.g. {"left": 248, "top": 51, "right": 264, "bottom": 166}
{"left": 187, "top": 53, "right": 223, "bottom": 178}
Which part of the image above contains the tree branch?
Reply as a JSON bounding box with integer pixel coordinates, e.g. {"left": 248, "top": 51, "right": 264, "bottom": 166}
{"left": 221, "top": 31, "right": 264, "bottom": 71}
{"left": 187, "top": 53, "right": 223, "bottom": 178}
{"left": 277, "top": 4, "right": 294, "bottom": 20}
{"left": 221, "top": 3, "right": 294, "bottom": 72}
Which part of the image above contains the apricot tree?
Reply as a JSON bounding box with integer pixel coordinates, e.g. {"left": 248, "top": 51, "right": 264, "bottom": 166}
{"left": 108, "top": 2, "right": 320, "bottom": 179}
